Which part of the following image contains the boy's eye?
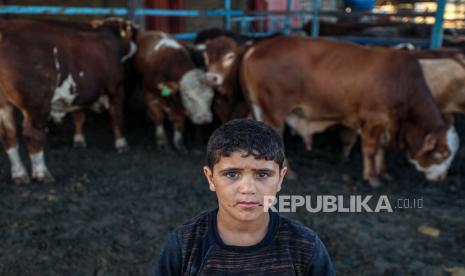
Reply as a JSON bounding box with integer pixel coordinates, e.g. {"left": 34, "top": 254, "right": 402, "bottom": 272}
{"left": 224, "top": 171, "right": 240, "bottom": 178}
{"left": 256, "top": 171, "right": 270, "bottom": 178}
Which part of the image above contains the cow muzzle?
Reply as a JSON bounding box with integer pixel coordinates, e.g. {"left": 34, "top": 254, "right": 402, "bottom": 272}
{"left": 426, "top": 172, "right": 447, "bottom": 182}
{"left": 192, "top": 113, "right": 213, "bottom": 124}
{"left": 204, "top": 73, "right": 224, "bottom": 87}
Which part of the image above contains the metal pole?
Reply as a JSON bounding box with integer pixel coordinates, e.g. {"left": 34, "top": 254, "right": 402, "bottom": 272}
{"left": 128, "top": 0, "right": 136, "bottom": 22}
{"left": 285, "top": 0, "right": 293, "bottom": 34}
{"left": 430, "top": 0, "right": 446, "bottom": 49}
{"left": 224, "top": 0, "right": 231, "bottom": 30}
{"left": 311, "top": 0, "right": 321, "bottom": 37}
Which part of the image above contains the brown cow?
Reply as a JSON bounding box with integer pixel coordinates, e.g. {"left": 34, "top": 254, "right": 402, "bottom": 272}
{"left": 340, "top": 51, "right": 465, "bottom": 161}
{"left": 202, "top": 37, "right": 251, "bottom": 123}
{"left": 204, "top": 36, "right": 459, "bottom": 187}
{"left": 0, "top": 18, "right": 138, "bottom": 184}
{"left": 133, "top": 31, "right": 214, "bottom": 151}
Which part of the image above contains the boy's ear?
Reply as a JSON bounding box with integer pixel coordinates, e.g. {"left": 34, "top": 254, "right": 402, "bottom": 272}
{"left": 203, "top": 166, "right": 216, "bottom": 192}
{"left": 277, "top": 166, "right": 288, "bottom": 192}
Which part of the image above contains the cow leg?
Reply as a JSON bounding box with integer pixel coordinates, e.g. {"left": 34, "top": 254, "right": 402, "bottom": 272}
{"left": 190, "top": 125, "right": 205, "bottom": 155}
{"left": 361, "top": 141, "right": 380, "bottom": 187}
{"left": 274, "top": 122, "right": 297, "bottom": 179}
{"left": 172, "top": 118, "right": 187, "bottom": 154}
{"left": 71, "top": 110, "right": 87, "bottom": 148}
{"left": 155, "top": 124, "right": 169, "bottom": 150}
{"left": 361, "top": 125, "right": 389, "bottom": 187}
{"left": 145, "top": 93, "right": 168, "bottom": 150}
{"left": 285, "top": 113, "right": 313, "bottom": 151}
{"left": 339, "top": 127, "right": 358, "bottom": 161}
{"left": 0, "top": 105, "right": 30, "bottom": 184}
{"left": 22, "top": 113, "right": 54, "bottom": 183}
{"left": 374, "top": 148, "right": 392, "bottom": 181}
{"left": 108, "top": 87, "right": 128, "bottom": 153}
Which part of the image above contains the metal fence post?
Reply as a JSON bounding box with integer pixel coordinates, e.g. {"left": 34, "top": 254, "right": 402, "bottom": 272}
{"left": 224, "top": 0, "right": 231, "bottom": 30}
{"left": 311, "top": 0, "right": 321, "bottom": 37}
{"left": 285, "top": 0, "right": 293, "bottom": 34}
{"left": 430, "top": 0, "right": 446, "bottom": 49}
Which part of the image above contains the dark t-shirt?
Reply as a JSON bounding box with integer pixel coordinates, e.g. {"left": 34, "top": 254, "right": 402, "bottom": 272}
{"left": 150, "top": 209, "right": 335, "bottom": 276}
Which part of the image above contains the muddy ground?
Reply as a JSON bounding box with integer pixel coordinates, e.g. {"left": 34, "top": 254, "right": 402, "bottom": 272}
{"left": 1, "top": 97, "right": 464, "bottom": 276}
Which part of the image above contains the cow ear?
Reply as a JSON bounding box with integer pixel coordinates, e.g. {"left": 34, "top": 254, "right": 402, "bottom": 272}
{"left": 419, "top": 133, "right": 437, "bottom": 154}
{"left": 203, "top": 52, "right": 209, "bottom": 65}
{"left": 222, "top": 52, "right": 236, "bottom": 67}
{"left": 158, "top": 82, "right": 179, "bottom": 97}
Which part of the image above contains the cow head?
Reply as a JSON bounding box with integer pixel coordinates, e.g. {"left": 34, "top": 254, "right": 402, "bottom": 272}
{"left": 204, "top": 36, "right": 242, "bottom": 94}
{"left": 408, "top": 115, "right": 459, "bottom": 181}
{"left": 179, "top": 69, "right": 214, "bottom": 124}
{"left": 91, "top": 17, "right": 139, "bottom": 62}
{"left": 157, "top": 70, "right": 214, "bottom": 125}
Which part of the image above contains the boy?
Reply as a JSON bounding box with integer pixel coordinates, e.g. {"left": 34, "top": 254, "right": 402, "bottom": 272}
{"left": 151, "top": 119, "right": 335, "bottom": 275}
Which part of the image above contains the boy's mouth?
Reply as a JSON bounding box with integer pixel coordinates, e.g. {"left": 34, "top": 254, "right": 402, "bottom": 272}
{"left": 236, "top": 201, "right": 262, "bottom": 208}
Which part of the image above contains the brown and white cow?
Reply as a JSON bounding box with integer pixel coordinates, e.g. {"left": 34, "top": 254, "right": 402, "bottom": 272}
{"left": 133, "top": 31, "right": 214, "bottom": 152}
{"left": 204, "top": 36, "right": 459, "bottom": 187}
{"left": 0, "top": 18, "right": 138, "bottom": 184}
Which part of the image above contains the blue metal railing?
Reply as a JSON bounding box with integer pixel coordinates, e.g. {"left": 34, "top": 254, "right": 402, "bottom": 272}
{"left": 224, "top": 0, "right": 232, "bottom": 30}
{"left": 0, "top": 6, "right": 128, "bottom": 15}
{"left": 0, "top": 0, "right": 448, "bottom": 49}
{"left": 0, "top": 5, "right": 243, "bottom": 17}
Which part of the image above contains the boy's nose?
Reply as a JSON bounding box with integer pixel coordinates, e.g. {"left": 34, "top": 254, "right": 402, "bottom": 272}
{"left": 238, "top": 177, "right": 256, "bottom": 194}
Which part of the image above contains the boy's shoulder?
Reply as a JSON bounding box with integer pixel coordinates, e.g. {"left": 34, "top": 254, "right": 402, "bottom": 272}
{"left": 277, "top": 213, "right": 318, "bottom": 243}
{"left": 177, "top": 209, "right": 211, "bottom": 229}
{"left": 275, "top": 213, "right": 333, "bottom": 274}
{"left": 171, "top": 209, "right": 212, "bottom": 243}
{"left": 277, "top": 214, "right": 335, "bottom": 275}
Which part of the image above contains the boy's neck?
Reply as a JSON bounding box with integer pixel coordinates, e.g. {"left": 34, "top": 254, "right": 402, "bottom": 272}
{"left": 216, "top": 208, "right": 270, "bottom": 247}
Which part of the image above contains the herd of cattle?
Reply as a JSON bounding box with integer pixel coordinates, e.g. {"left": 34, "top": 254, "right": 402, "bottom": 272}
{"left": 0, "top": 17, "right": 464, "bottom": 187}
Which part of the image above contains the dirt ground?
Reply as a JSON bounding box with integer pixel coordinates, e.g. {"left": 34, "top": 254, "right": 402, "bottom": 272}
{"left": 1, "top": 97, "right": 464, "bottom": 276}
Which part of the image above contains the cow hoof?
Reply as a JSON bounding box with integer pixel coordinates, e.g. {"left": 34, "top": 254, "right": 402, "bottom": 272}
{"left": 115, "top": 138, "right": 129, "bottom": 153}
{"left": 73, "top": 135, "right": 87, "bottom": 148}
{"left": 366, "top": 177, "right": 382, "bottom": 188}
{"left": 33, "top": 171, "right": 55, "bottom": 183}
{"left": 73, "top": 140, "right": 87, "bottom": 148}
{"left": 13, "top": 174, "right": 31, "bottom": 185}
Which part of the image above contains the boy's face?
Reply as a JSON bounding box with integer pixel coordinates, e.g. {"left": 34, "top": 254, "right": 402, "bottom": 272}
{"left": 203, "top": 150, "right": 287, "bottom": 222}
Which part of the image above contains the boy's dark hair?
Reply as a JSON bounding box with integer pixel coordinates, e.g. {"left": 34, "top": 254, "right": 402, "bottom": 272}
{"left": 206, "top": 119, "right": 285, "bottom": 169}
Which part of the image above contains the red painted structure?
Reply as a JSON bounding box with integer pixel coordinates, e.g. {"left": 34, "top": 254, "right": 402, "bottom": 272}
{"left": 144, "top": 0, "right": 185, "bottom": 33}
